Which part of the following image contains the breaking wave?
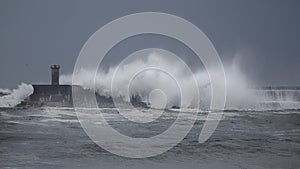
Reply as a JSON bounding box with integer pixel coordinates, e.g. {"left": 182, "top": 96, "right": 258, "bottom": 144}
{"left": 0, "top": 83, "right": 33, "bottom": 107}
{"left": 60, "top": 52, "right": 300, "bottom": 110}
{"left": 2, "top": 53, "right": 298, "bottom": 110}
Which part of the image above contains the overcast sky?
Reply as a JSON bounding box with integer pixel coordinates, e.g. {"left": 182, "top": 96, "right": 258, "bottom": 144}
{"left": 0, "top": 0, "right": 299, "bottom": 88}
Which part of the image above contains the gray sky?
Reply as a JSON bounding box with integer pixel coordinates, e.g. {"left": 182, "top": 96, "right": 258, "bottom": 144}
{"left": 0, "top": 0, "right": 299, "bottom": 88}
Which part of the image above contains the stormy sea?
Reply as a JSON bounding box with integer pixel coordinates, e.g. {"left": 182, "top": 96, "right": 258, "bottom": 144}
{"left": 0, "top": 58, "right": 299, "bottom": 168}
{"left": 0, "top": 107, "right": 299, "bottom": 169}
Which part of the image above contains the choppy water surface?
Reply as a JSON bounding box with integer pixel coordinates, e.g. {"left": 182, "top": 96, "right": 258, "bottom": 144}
{"left": 0, "top": 107, "right": 299, "bottom": 169}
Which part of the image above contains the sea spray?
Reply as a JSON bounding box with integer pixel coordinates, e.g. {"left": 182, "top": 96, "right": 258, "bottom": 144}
{"left": 0, "top": 83, "right": 33, "bottom": 107}
{"left": 0, "top": 88, "right": 12, "bottom": 95}
{"left": 59, "top": 51, "right": 300, "bottom": 110}
{"left": 60, "top": 52, "right": 257, "bottom": 109}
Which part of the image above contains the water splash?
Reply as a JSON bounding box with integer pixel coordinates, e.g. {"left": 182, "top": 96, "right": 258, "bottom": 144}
{"left": 60, "top": 52, "right": 300, "bottom": 110}
{"left": 0, "top": 83, "right": 33, "bottom": 107}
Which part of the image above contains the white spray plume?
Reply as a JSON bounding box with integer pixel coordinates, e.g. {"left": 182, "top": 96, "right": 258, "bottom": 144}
{"left": 61, "top": 52, "right": 256, "bottom": 109}
{"left": 0, "top": 88, "right": 12, "bottom": 95}
{"left": 0, "top": 83, "right": 33, "bottom": 107}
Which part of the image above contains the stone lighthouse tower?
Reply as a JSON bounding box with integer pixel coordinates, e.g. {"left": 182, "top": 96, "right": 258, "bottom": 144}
{"left": 51, "top": 65, "right": 60, "bottom": 85}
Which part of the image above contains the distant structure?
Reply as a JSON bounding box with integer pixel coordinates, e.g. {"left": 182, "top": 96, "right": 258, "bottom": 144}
{"left": 27, "top": 65, "right": 74, "bottom": 107}
{"left": 51, "top": 65, "right": 60, "bottom": 85}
